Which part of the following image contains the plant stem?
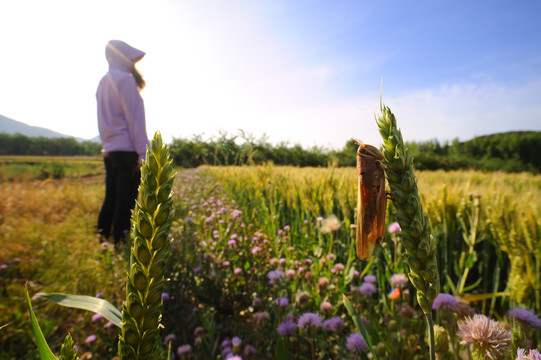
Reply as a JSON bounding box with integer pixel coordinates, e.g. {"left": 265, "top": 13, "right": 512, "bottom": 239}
{"left": 425, "top": 313, "right": 436, "bottom": 360}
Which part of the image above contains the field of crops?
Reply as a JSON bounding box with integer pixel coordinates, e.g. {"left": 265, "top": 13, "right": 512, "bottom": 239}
{"left": 1, "top": 159, "right": 540, "bottom": 359}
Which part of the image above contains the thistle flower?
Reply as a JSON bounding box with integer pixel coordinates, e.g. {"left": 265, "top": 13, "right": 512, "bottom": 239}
{"left": 322, "top": 316, "right": 345, "bottom": 331}
{"left": 118, "top": 133, "right": 176, "bottom": 360}
{"left": 432, "top": 293, "right": 458, "bottom": 310}
{"left": 363, "top": 275, "right": 376, "bottom": 283}
{"left": 456, "top": 314, "right": 511, "bottom": 360}
{"left": 176, "top": 344, "right": 192, "bottom": 357}
{"left": 390, "top": 273, "right": 409, "bottom": 288}
{"left": 388, "top": 221, "right": 401, "bottom": 233}
{"left": 508, "top": 307, "right": 541, "bottom": 329}
{"left": 277, "top": 320, "right": 296, "bottom": 336}
{"left": 274, "top": 297, "right": 289, "bottom": 307}
{"left": 346, "top": 333, "right": 368, "bottom": 354}
{"left": 359, "top": 282, "right": 377, "bottom": 295}
{"left": 243, "top": 344, "right": 257, "bottom": 356}
{"left": 267, "top": 270, "right": 284, "bottom": 284}
{"left": 297, "top": 312, "right": 322, "bottom": 330}
{"left": 253, "top": 311, "right": 270, "bottom": 322}
{"left": 320, "top": 301, "right": 332, "bottom": 312}
{"left": 376, "top": 106, "right": 439, "bottom": 314}
{"left": 232, "top": 336, "right": 242, "bottom": 347}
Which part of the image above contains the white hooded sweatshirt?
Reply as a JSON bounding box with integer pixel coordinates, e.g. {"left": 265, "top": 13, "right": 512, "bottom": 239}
{"left": 97, "top": 40, "right": 149, "bottom": 164}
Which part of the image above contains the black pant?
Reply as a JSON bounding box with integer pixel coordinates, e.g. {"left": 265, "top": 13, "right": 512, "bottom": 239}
{"left": 97, "top": 151, "right": 140, "bottom": 243}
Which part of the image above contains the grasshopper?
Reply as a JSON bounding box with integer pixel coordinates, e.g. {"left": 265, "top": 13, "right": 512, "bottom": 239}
{"left": 355, "top": 141, "right": 387, "bottom": 260}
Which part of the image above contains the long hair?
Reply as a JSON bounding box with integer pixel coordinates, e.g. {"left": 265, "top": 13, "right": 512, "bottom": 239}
{"left": 132, "top": 66, "right": 145, "bottom": 90}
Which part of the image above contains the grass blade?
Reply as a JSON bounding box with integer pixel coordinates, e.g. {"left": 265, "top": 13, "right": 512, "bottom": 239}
{"left": 25, "top": 284, "right": 58, "bottom": 360}
{"left": 44, "top": 293, "right": 122, "bottom": 328}
{"left": 343, "top": 294, "right": 380, "bottom": 360}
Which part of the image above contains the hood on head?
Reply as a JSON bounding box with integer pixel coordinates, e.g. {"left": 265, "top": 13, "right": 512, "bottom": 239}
{"left": 105, "top": 40, "right": 145, "bottom": 71}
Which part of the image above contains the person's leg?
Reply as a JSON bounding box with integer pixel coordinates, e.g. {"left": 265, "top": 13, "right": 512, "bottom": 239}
{"left": 111, "top": 152, "right": 141, "bottom": 244}
{"left": 97, "top": 156, "right": 115, "bottom": 240}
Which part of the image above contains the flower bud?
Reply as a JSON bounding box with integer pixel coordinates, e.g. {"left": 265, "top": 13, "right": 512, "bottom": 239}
{"left": 434, "top": 325, "right": 449, "bottom": 354}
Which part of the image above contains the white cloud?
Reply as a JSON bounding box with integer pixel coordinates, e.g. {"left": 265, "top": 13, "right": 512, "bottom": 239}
{"left": 384, "top": 79, "right": 541, "bottom": 143}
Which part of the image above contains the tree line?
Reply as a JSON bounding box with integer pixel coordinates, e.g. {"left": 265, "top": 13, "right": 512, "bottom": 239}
{"left": 0, "top": 133, "right": 101, "bottom": 156}
{"left": 2, "top": 131, "right": 540, "bottom": 173}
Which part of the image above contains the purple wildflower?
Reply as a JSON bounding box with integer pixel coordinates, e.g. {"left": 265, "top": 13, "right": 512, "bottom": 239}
{"left": 161, "top": 292, "right": 170, "bottom": 301}
{"left": 84, "top": 334, "right": 97, "bottom": 344}
{"left": 91, "top": 313, "right": 103, "bottom": 322}
{"left": 232, "top": 210, "right": 243, "bottom": 218}
{"left": 243, "top": 344, "right": 257, "bottom": 356}
{"left": 253, "top": 311, "right": 270, "bottom": 322}
{"left": 432, "top": 293, "right": 458, "bottom": 310}
{"left": 234, "top": 267, "right": 242, "bottom": 275}
{"left": 278, "top": 258, "right": 286, "bottom": 264}
{"left": 277, "top": 320, "right": 296, "bottom": 336}
{"left": 297, "top": 312, "right": 322, "bottom": 330}
{"left": 517, "top": 348, "right": 541, "bottom": 360}
{"left": 177, "top": 344, "right": 192, "bottom": 356}
{"left": 388, "top": 222, "right": 401, "bottom": 233}
{"left": 346, "top": 333, "right": 368, "bottom": 354}
{"left": 267, "top": 270, "right": 284, "bottom": 284}
{"left": 251, "top": 246, "right": 260, "bottom": 254}
{"left": 508, "top": 307, "right": 541, "bottom": 329}
{"left": 359, "top": 282, "right": 377, "bottom": 295}
{"left": 390, "top": 273, "right": 409, "bottom": 288}
{"left": 275, "top": 297, "right": 289, "bottom": 307}
{"left": 221, "top": 339, "right": 232, "bottom": 348}
{"left": 163, "top": 333, "right": 176, "bottom": 345}
{"left": 323, "top": 316, "right": 345, "bottom": 331}
{"left": 226, "top": 355, "right": 242, "bottom": 360}
{"left": 232, "top": 336, "right": 242, "bottom": 347}
{"left": 227, "top": 240, "right": 237, "bottom": 246}
{"left": 364, "top": 274, "right": 376, "bottom": 283}
{"left": 230, "top": 233, "right": 238, "bottom": 240}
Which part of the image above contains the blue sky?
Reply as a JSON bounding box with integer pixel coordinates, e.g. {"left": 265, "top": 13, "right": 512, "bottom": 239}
{"left": 0, "top": 0, "right": 540, "bottom": 149}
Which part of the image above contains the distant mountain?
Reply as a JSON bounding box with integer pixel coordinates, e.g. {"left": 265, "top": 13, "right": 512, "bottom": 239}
{"left": 0, "top": 113, "right": 98, "bottom": 142}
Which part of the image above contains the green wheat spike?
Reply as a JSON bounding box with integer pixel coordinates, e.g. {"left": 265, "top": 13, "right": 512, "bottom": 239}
{"left": 59, "top": 334, "right": 79, "bottom": 360}
{"left": 119, "top": 132, "right": 176, "bottom": 360}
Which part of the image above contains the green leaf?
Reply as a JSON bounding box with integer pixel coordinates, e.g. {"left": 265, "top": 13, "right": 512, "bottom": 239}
{"left": 462, "top": 276, "right": 483, "bottom": 293}
{"left": 465, "top": 252, "right": 475, "bottom": 269}
{"left": 44, "top": 293, "right": 122, "bottom": 328}
{"left": 25, "top": 284, "right": 59, "bottom": 360}
{"left": 343, "top": 294, "right": 380, "bottom": 360}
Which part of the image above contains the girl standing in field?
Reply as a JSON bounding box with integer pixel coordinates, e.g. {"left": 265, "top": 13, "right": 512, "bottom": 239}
{"left": 96, "top": 40, "right": 149, "bottom": 245}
